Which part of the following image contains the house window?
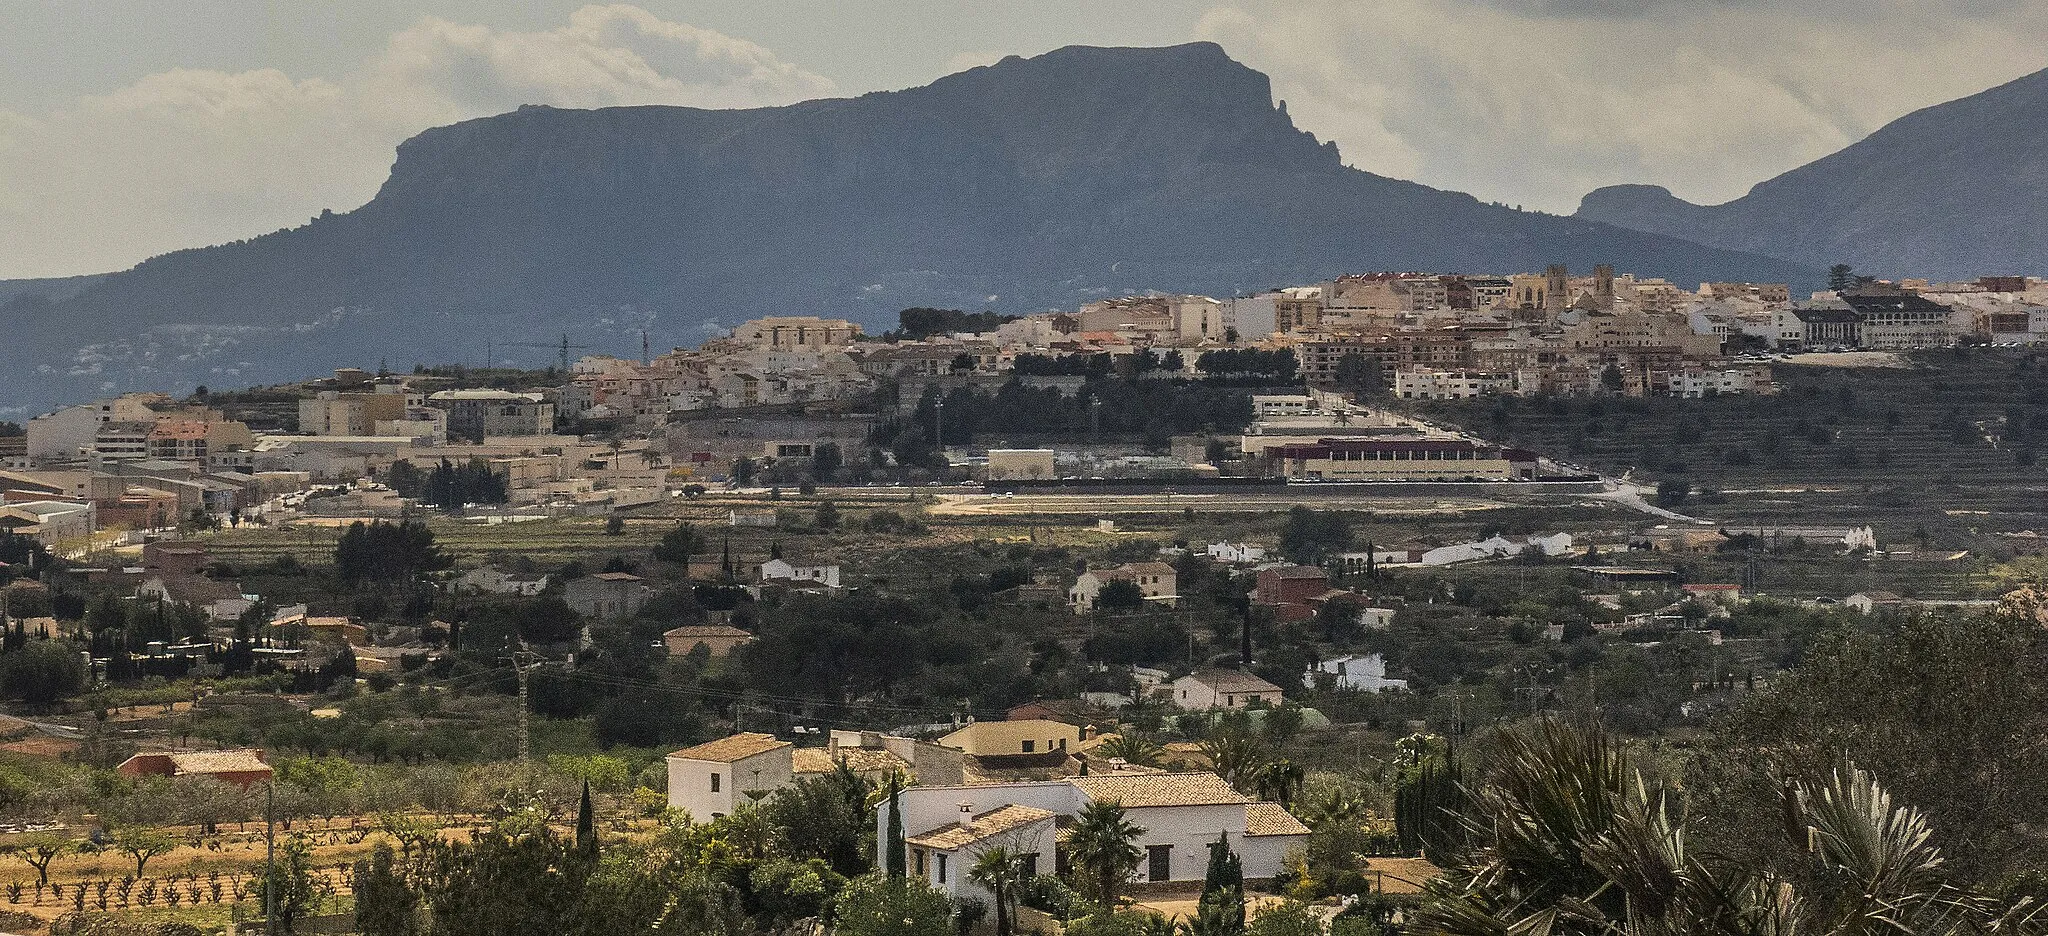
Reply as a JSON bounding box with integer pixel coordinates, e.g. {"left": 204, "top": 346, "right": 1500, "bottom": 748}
{"left": 1022, "top": 740, "right": 1035, "bottom": 753}
{"left": 1147, "top": 845, "right": 1172, "bottom": 882}
{"left": 936, "top": 852, "right": 949, "bottom": 883}
{"left": 915, "top": 849, "right": 927, "bottom": 876}
{"left": 1021, "top": 853, "right": 1038, "bottom": 877}
{"left": 709, "top": 772, "right": 720, "bottom": 792}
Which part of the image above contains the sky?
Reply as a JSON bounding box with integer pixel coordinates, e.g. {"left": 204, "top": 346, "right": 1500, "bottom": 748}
{"left": 3, "top": 0, "right": 2045, "bottom": 280}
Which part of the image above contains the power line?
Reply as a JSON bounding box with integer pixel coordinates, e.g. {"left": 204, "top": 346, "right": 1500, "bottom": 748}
{"left": 538, "top": 666, "right": 1001, "bottom": 722}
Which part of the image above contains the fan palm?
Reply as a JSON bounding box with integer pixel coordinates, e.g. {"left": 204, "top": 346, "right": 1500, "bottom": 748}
{"left": 1096, "top": 733, "right": 1166, "bottom": 769}
{"left": 970, "top": 846, "right": 1026, "bottom": 936}
{"left": 1067, "top": 800, "right": 1146, "bottom": 910}
{"left": 1254, "top": 759, "right": 1306, "bottom": 811}
{"left": 1407, "top": 719, "right": 2047, "bottom": 936}
{"left": 1200, "top": 723, "right": 1270, "bottom": 793}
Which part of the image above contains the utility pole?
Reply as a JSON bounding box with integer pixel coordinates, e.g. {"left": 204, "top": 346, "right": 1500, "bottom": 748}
{"left": 511, "top": 647, "right": 543, "bottom": 764}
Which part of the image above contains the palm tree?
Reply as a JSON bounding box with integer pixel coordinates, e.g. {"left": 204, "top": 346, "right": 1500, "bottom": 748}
{"left": 1199, "top": 722, "right": 1269, "bottom": 793}
{"left": 1408, "top": 718, "right": 2034, "bottom": 936}
{"left": 970, "top": 846, "right": 1025, "bottom": 936}
{"left": 1094, "top": 733, "right": 1165, "bottom": 768}
{"left": 1066, "top": 800, "right": 1145, "bottom": 910}
{"left": 1253, "top": 759, "right": 1305, "bottom": 811}
{"left": 1298, "top": 786, "right": 1368, "bottom": 831}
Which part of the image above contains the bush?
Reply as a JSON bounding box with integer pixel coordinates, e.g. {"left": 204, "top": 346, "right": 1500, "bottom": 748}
{"left": 828, "top": 874, "right": 953, "bottom": 936}
{"left": 1248, "top": 899, "right": 1327, "bottom": 936}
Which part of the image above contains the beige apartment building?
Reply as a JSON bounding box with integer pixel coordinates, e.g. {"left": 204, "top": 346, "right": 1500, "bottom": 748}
{"left": 731, "top": 316, "right": 862, "bottom": 352}
{"left": 299, "top": 390, "right": 407, "bottom": 436}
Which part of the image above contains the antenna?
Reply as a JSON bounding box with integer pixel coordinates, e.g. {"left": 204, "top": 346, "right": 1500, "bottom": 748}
{"left": 642, "top": 330, "right": 650, "bottom": 366}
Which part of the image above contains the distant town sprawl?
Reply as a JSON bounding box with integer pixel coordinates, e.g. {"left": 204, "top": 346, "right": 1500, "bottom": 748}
{"left": 2, "top": 264, "right": 2045, "bottom": 547}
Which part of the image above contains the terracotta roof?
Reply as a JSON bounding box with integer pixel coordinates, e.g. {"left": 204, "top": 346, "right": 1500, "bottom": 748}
{"left": 1245, "top": 802, "right": 1311, "bottom": 837}
{"left": 1183, "top": 669, "right": 1284, "bottom": 694}
{"left": 1071, "top": 772, "right": 1248, "bottom": 808}
{"left": 168, "top": 750, "right": 271, "bottom": 775}
{"left": 591, "top": 572, "right": 645, "bottom": 582}
{"left": 1119, "top": 562, "right": 1177, "bottom": 576}
{"left": 1263, "top": 565, "right": 1328, "bottom": 579}
{"left": 664, "top": 624, "right": 753, "bottom": 638}
{"left": 905, "top": 804, "right": 1057, "bottom": 850}
{"left": 792, "top": 747, "right": 909, "bottom": 776}
{"left": 668, "top": 732, "right": 790, "bottom": 763}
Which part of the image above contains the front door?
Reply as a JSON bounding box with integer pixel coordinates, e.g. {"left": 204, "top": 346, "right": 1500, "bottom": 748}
{"left": 1147, "top": 844, "right": 1172, "bottom": 882}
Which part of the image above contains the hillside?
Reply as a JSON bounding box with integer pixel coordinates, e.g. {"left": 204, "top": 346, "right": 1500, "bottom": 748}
{"left": 1576, "top": 64, "right": 2048, "bottom": 278}
{"left": 1411, "top": 351, "right": 2048, "bottom": 550}
{"left": 0, "top": 42, "right": 1813, "bottom": 412}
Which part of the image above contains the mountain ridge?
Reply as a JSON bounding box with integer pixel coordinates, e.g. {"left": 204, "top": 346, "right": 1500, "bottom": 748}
{"left": 0, "top": 42, "right": 1813, "bottom": 412}
{"left": 1575, "top": 63, "right": 2048, "bottom": 278}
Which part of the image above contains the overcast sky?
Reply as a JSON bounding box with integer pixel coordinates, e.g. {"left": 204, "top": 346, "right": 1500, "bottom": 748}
{"left": 3, "top": 0, "right": 2044, "bottom": 279}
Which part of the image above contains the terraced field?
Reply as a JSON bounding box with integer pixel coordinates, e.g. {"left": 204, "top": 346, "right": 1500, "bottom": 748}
{"left": 1412, "top": 350, "right": 2048, "bottom": 550}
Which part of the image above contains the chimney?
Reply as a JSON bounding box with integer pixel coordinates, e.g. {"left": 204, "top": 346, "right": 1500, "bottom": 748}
{"left": 959, "top": 802, "right": 976, "bottom": 831}
{"left": 826, "top": 733, "right": 840, "bottom": 757}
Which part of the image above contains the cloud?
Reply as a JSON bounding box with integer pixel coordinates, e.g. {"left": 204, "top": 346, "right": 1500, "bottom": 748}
{"left": 1196, "top": 0, "right": 2048, "bottom": 213}
{"left": 0, "top": 5, "right": 834, "bottom": 279}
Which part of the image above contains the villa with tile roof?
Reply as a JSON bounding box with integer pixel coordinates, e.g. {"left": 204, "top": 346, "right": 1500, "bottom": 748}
{"left": 882, "top": 771, "right": 1309, "bottom": 901}
{"left": 1170, "top": 668, "right": 1286, "bottom": 710}
{"left": 665, "top": 732, "right": 792, "bottom": 821}
{"left": 117, "top": 749, "right": 274, "bottom": 788}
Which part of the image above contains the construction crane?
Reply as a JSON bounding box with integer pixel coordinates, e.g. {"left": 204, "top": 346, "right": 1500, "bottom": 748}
{"left": 503, "top": 333, "right": 593, "bottom": 372}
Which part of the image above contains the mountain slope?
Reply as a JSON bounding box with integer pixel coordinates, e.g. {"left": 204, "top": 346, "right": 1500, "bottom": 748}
{"left": 0, "top": 42, "right": 1812, "bottom": 412}
{"left": 1576, "top": 64, "right": 2048, "bottom": 278}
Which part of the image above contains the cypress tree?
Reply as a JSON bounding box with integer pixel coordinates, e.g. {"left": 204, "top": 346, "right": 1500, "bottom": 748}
{"left": 1192, "top": 832, "right": 1244, "bottom": 936}
{"left": 884, "top": 773, "right": 907, "bottom": 878}
{"left": 574, "top": 781, "right": 597, "bottom": 859}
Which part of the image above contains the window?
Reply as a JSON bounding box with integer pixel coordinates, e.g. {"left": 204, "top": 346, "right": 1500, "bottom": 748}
{"left": 1147, "top": 845, "right": 1173, "bottom": 882}
{"left": 709, "top": 772, "right": 720, "bottom": 793}
{"left": 936, "top": 852, "right": 948, "bottom": 883}
{"left": 915, "top": 849, "right": 927, "bottom": 876}
{"left": 1022, "top": 740, "right": 1035, "bottom": 753}
{"left": 1021, "top": 853, "right": 1038, "bottom": 877}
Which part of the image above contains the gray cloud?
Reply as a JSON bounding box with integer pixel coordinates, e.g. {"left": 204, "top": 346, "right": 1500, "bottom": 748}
{"left": 1198, "top": 0, "right": 2048, "bottom": 212}
{"left": 0, "top": 4, "right": 833, "bottom": 279}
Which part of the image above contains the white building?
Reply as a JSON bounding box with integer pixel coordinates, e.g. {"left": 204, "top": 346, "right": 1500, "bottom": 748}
{"left": 1307, "top": 653, "right": 1408, "bottom": 692}
{"left": 759, "top": 558, "right": 841, "bottom": 589}
{"left": 1249, "top": 395, "right": 1316, "bottom": 417}
{"left": 1170, "top": 669, "right": 1284, "bottom": 711}
{"left": 1223, "top": 293, "right": 1279, "bottom": 341}
{"left": 1392, "top": 370, "right": 1518, "bottom": 400}
{"left": 0, "top": 500, "right": 95, "bottom": 546}
{"left": 884, "top": 772, "right": 1309, "bottom": 903}
{"left": 1669, "top": 367, "right": 1774, "bottom": 398}
{"left": 1205, "top": 542, "right": 1267, "bottom": 564}
{"left": 1418, "top": 533, "right": 1572, "bottom": 567}
{"left": 455, "top": 567, "right": 550, "bottom": 596}
{"left": 666, "top": 732, "right": 793, "bottom": 822}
